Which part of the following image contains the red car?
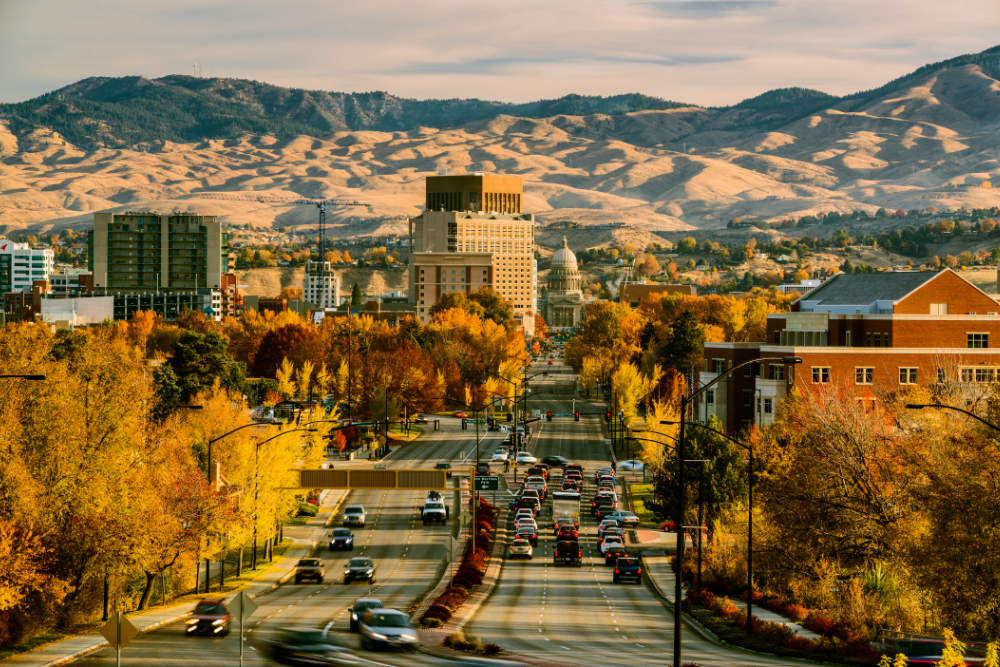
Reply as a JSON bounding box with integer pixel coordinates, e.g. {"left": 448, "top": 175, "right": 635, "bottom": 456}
{"left": 454, "top": 411, "right": 469, "bottom": 418}
{"left": 547, "top": 360, "right": 553, "bottom": 365}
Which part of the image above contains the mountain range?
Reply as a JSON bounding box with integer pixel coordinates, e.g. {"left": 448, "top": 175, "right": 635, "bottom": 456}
{"left": 1, "top": 45, "right": 999, "bottom": 244}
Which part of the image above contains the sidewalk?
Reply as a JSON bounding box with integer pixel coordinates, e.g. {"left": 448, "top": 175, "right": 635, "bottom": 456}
{"left": 641, "top": 554, "right": 820, "bottom": 640}
{"left": 3, "top": 490, "right": 349, "bottom": 667}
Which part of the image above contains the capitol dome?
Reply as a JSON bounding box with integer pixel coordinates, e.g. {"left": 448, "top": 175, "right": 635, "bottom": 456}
{"left": 551, "top": 237, "right": 578, "bottom": 269}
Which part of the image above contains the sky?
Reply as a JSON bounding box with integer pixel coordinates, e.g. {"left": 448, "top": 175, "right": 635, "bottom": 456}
{"left": 0, "top": 0, "right": 997, "bottom": 106}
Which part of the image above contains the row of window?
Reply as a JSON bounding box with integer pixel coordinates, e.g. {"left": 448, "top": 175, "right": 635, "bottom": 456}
{"left": 774, "top": 331, "right": 990, "bottom": 348}
{"left": 703, "top": 389, "right": 774, "bottom": 415}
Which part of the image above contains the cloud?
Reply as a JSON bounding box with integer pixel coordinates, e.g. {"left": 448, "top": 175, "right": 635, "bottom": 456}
{"left": 391, "top": 54, "right": 741, "bottom": 76}
{"left": 646, "top": 1, "right": 778, "bottom": 18}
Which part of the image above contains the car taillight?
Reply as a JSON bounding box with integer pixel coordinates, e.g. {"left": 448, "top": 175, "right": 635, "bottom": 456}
{"left": 615, "top": 569, "right": 619, "bottom": 574}
{"left": 578, "top": 550, "right": 582, "bottom": 557}
{"left": 637, "top": 569, "right": 642, "bottom": 574}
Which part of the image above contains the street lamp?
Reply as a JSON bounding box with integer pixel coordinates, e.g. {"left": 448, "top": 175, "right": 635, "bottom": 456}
{"left": 251, "top": 427, "right": 318, "bottom": 571}
{"left": 662, "top": 419, "right": 759, "bottom": 633}
{"left": 662, "top": 354, "right": 800, "bottom": 662}
{"left": 207, "top": 420, "right": 282, "bottom": 483}
{"left": 905, "top": 403, "right": 1000, "bottom": 432}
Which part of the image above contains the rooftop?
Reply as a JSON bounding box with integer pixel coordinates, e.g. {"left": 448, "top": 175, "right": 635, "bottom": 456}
{"left": 797, "top": 271, "right": 938, "bottom": 307}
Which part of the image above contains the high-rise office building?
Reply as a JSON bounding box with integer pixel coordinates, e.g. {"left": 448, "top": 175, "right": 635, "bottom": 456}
{"left": 88, "top": 211, "right": 229, "bottom": 291}
{"left": 302, "top": 260, "right": 341, "bottom": 308}
{"left": 409, "top": 174, "right": 536, "bottom": 334}
{"left": 0, "top": 240, "right": 55, "bottom": 293}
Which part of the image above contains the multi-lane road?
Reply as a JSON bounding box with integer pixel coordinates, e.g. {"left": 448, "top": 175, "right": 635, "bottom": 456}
{"left": 70, "top": 354, "right": 803, "bottom": 667}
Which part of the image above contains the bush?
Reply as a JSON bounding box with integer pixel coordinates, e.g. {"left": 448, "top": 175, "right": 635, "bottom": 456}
{"left": 296, "top": 502, "right": 318, "bottom": 517}
{"left": 483, "top": 643, "right": 502, "bottom": 655}
{"left": 423, "top": 604, "right": 452, "bottom": 622}
{"left": 804, "top": 611, "right": 836, "bottom": 636}
{"left": 423, "top": 617, "right": 443, "bottom": 628}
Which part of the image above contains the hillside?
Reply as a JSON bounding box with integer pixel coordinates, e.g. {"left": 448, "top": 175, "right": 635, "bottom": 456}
{"left": 1, "top": 45, "right": 998, "bottom": 253}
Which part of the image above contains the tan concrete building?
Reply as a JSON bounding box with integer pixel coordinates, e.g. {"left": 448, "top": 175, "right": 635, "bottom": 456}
{"left": 543, "top": 237, "right": 584, "bottom": 329}
{"left": 302, "top": 260, "right": 341, "bottom": 308}
{"left": 409, "top": 174, "right": 536, "bottom": 334}
{"left": 619, "top": 283, "right": 697, "bottom": 307}
{"left": 89, "top": 211, "right": 228, "bottom": 291}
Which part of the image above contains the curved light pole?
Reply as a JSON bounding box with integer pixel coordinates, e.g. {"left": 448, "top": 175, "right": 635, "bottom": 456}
{"left": 251, "top": 427, "right": 318, "bottom": 570}
{"left": 661, "top": 419, "right": 758, "bottom": 632}
{"left": 906, "top": 403, "right": 1000, "bottom": 432}
{"left": 207, "top": 420, "right": 282, "bottom": 483}
{"left": 663, "top": 355, "right": 800, "bottom": 661}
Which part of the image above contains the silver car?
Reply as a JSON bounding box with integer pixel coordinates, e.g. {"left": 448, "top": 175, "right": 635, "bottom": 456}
{"left": 342, "top": 505, "right": 366, "bottom": 527}
{"left": 358, "top": 608, "right": 418, "bottom": 650}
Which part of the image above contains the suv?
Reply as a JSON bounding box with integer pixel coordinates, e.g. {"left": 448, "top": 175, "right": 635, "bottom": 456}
{"left": 604, "top": 543, "right": 628, "bottom": 566}
{"left": 358, "top": 608, "right": 418, "bottom": 650}
{"left": 434, "top": 461, "right": 452, "bottom": 478}
{"left": 329, "top": 528, "right": 355, "bottom": 551}
{"left": 342, "top": 505, "right": 366, "bottom": 527}
{"left": 592, "top": 494, "right": 616, "bottom": 517}
{"left": 555, "top": 540, "right": 582, "bottom": 567}
{"left": 294, "top": 558, "right": 325, "bottom": 584}
{"left": 349, "top": 598, "right": 383, "bottom": 632}
{"left": 613, "top": 557, "right": 642, "bottom": 584}
{"left": 421, "top": 491, "right": 449, "bottom": 525}
{"left": 343, "top": 557, "right": 376, "bottom": 584}
{"left": 186, "top": 599, "right": 232, "bottom": 635}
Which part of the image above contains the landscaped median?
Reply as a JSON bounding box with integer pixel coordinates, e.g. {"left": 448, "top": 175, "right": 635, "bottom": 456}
{"left": 420, "top": 497, "right": 496, "bottom": 628}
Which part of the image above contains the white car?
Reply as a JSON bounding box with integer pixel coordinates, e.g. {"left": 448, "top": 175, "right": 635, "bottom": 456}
{"left": 516, "top": 453, "right": 537, "bottom": 465}
{"left": 514, "top": 509, "right": 535, "bottom": 522}
{"left": 491, "top": 450, "right": 508, "bottom": 462}
{"left": 618, "top": 459, "right": 644, "bottom": 473}
{"left": 600, "top": 536, "right": 624, "bottom": 555}
{"left": 515, "top": 517, "right": 537, "bottom": 531}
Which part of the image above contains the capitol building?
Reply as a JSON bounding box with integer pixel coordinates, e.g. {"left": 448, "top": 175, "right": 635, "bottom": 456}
{"left": 541, "top": 237, "right": 584, "bottom": 329}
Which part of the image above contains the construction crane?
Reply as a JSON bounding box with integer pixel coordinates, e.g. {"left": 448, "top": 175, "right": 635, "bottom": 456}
{"left": 203, "top": 193, "right": 370, "bottom": 309}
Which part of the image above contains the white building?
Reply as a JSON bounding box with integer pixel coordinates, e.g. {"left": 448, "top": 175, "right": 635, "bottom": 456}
{"left": 302, "top": 260, "right": 341, "bottom": 308}
{"left": 0, "top": 240, "right": 55, "bottom": 293}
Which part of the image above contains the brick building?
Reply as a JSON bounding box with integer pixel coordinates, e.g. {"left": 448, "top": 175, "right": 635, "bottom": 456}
{"left": 700, "top": 269, "right": 1000, "bottom": 434}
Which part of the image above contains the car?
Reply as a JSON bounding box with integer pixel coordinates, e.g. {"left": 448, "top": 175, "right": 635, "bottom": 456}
{"left": 527, "top": 465, "right": 549, "bottom": 479}
{"left": 521, "top": 488, "right": 540, "bottom": 500}
{"left": 598, "top": 475, "right": 618, "bottom": 488}
{"left": 556, "top": 526, "right": 579, "bottom": 540}
{"left": 329, "top": 527, "right": 355, "bottom": 551}
{"left": 491, "top": 450, "right": 508, "bottom": 462}
{"left": 517, "top": 526, "right": 538, "bottom": 546}
{"left": 618, "top": 459, "right": 645, "bottom": 473}
{"left": 514, "top": 508, "right": 535, "bottom": 523}
{"left": 555, "top": 540, "right": 582, "bottom": 567}
{"left": 599, "top": 527, "right": 624, "bottom": 546}
{"left": 592, "top": 495, "right": 616, "bottom": 517}
{"left": 597, "top": 519, "right": 619, "bottom": 538}
{"left": 595, "top": 503, "right": 618, "bottom": 520}
{"left": 613, "top": 557, "right": 642, "bottom": 584}
{"left": 564, "top": 463, "right": 584, "bottom": 476}
{"left": 349, "top": 598, "right": 384, "bottom": 632}
{"left": 357, "top": 608, "right": 418, "bottom": 650}
{"left": 660, "top": 521, "right": 677, "bottom": 532}
{"left": 600, "top": 536, "right": 624, "bottom": 555}
{"left": 186, "top": 599, "right": 232, "bottom": 636}
{"left": 595, "top": 466, "right": 613, "bottom": 483}
{"left": 342, "top": 505, "right": 366, "bottom": 527}
{"left": 260, "top": 626, "right": 357, "bottom": 662}
{"left": 608, "top": 510, "right": 640, "bottom": 526}
{"left": 542, "top": 455, "right": 571, "bottom": 467}
{"left": 293, "top": 558, "right": 325, "bottom": 584}
{"left": 414, "top": 415, "right": 430, "bottom": 424}
{"left": 344, "top": 557, "right": 377, "bottom": 584}
{"left": 509, "top": 537, "right": 534, "bottom": 559}
{"left": 421, "top": 494, "right": 449, "bottom": 525}
{"left": 547, "top": 360, "right": 553, "bottom": 365}
{"left": 604, "top": 544, "right": 628, "bottom": 565}
{"left": 434, "top": 461, "right": 453, "bottom": 478}
{"left": 476, "top": 463, "right": 491, "bottom": 475}
{"left": 554, "top": 517, "right": 576, "bottom": 533}
{"left": 453, "top": 411, "right": 469, "bottom": 418}
{"left": 516, "top": 453, "right": 537, "bottom": 465}
{"left": 561, "top": 479, "right": 580, "bottom": 492}
{"left": 514, "top": 497, "right": 540, "bottom": 515}
{"left": 515, "top": 517, "right": 537, "bottom": 531}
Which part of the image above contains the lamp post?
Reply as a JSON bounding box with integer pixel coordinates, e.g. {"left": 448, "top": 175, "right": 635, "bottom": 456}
{"left": 662, "top": 418, "right": 761, "bottom": 633}
{"left": 662, "top": 354, "right": 800, "bottom": 662}
{"left": 251, "top": 427, "right": 319, "bottom": 571}
{"left": 905, "top": 403, "right": 1000, "bottom": 432}
{"left": 207, "top": 420, "right": 281, "bottom": 484}
{"left": 495, "top": 370, "right": 539, "bottom": 453}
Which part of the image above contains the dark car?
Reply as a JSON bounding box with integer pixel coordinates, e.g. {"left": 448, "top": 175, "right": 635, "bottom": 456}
{"left": 592, "top": 494, "right": 616, "bottom": 517}
{"left": 555, "top": 540, "right": 582, "bottom": 567}
{"left": 515, "top": 497, "right": 540, "bottom": 515}
{"left": 434, "top": 461, "right": 453, "bottom": 478}
{"left": 476, "top": 463, "right": 491, "bottom": 476}
{"left": 349, "top": 598, "right": 384, "bottom": 632}
{"left": 565, "top": 463, "right": 584, "bottom": 475}
{"left": 414, "top": 415, "right": 430, "bottom": 424}
{"left": 516, "top": 525, "right": 538, "bottom": 546}
{"left": 260, "top": 627, "right": 356, "bottom": 664}
{"left": 527, "top": 465, "right": 548, "bottom": 480}
{"left": 344, "top": 557, "right": 376, "bottom": 584}
{"left": 542, "top": 456, "right": 571, "bottom": 467}
{"left": 613, "top": 557, "right": 642, "bottom": 584}
{"left": 604, "top": 544, "right": 628, "bottom": 565}
{"left": 329, "top": 528, "right": 354, "bottom": 551}
{"left": 185, "top": 599, "right": 231, "bottom": 636}
{"left": 358, "top": 608, "right": 418, "bottom": 650}
{"left": 557, "top": 526, "right": 579, "bottom": 541}
{"left": 294, "top": 558, "right": 325, "bottom": 584}
{"left": 561, "top": 479, "right": 580, "bottom": 492}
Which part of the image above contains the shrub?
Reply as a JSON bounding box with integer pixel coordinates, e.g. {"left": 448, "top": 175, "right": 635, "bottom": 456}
{"left": 483, "top": 643, "right": 502, "bottom": 655}
{"left": 784, "top": 603, "right": 808, "bottom": 623}
{"left": 296, "top": 502, "right": 318, "bottom": 517}
{"left": 804, "top": 611, "right": 836, "bottom": 636}
{"left": 445, "top": 631, "right": 473, "bottom": 650}
{"left": 422, "top": 604, "right": 452, "bottom": 622}
{"left": 423, "top": 617, "right": 443, "bottom": 628}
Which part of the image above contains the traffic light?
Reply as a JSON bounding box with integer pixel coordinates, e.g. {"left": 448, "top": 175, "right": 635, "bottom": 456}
{"left": 546, "top": 411, "right": 553, "bottom": 422}
{"left": 574, "top": 411, "right": 580, "bottom": 422}
{"left": 605, "top": 411, "right": 611, "bottom": 423}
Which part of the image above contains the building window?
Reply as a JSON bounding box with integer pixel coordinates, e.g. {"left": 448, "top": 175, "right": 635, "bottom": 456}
{"left": 866, "top": 332, "right": 871, "bottom": 347}
{"left": 744, "top": 364, "right": 752, "bottom": 377}
{"left": 705, "top": 390, "right": 714, "bottom": 405}
{"left": 961, "top": 368, "right": 974, "bottom": 383}
{"left": 968, "top": 333, "right": 989, "bottom": 348}
{"left": 763, "top": 398, "right": 773, "bottom": 415}
{"left": 713, "top": 359, "right": 725, "bottom": 374}
{"left": 771, "top": 366, "right": 785, "bottom": 381}
{"left": 812, "top": 367, "right": 830, "bottom": 384}
{"left": 743, "top": 389, "right": 752, "bottom": 406}
{"left": 874, "top": 333, "right": 881, "bottom": 347}
{"left": 845, "top": 331, "right": 852, "bottom": 347}
{"left": 899, "top": 368, "right": 918, "bottom": 384}
{"left": 977, "top": 368, "right": 996, "bottom": 383}
{"left": 773, "top": 330, "right": 780, "bottom": 344}
{"left": 930, "top": 303, "right": 948, "bottom": 315}
{"left": 855, "top": 367, "right": 874, "bottom": 385}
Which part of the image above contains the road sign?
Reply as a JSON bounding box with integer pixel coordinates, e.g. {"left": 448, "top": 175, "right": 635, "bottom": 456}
{"left": 444, "top": 535, "right": 461, "bottom": 562}
{"left": 474, "top": 476, "right": 500, "bottom": 491}
{"left": 226, "top": 591, "right": 258, "bottom": 622}
{"left": 459, "top": 451, "right": 466, "bottom": 459}
{"left": 100, "top": 613, "right": 138, "bottom": 667}
{"left": 227, "top": 591, "right": 258, "bottom": 667}
{"left": 458, "top": 510, "right": 473, "bottom": 526}
{"left": 462, "top": 418, "right": 485, "bottom": 425}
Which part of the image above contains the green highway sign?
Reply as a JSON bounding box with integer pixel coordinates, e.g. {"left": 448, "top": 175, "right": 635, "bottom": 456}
{"left": 474, "top": 476, "right": 500, "bottom": 491}
{"left": 462, "top": 419, "right": 485, "bottom": 424}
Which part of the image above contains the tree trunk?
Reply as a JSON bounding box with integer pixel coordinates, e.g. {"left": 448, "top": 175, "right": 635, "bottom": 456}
{"left": 204, "top": 558, "right": 211, "bottom": 591}
{"left": 252, "top": 534, "right": 258, "bottom": 570}
{"left": 136, "top": 571, "right": 157, "bottom": 611}
{"left": 102, "top": 574, "right": 110, "bottom": 621}
{"left": 238, "top": 545, "right": 244, "bottom": 576}
{"left": 219, "top": 552, "right": 225, "bottom": 588}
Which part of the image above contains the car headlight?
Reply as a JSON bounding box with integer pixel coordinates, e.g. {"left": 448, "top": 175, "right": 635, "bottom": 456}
{"left": 366, "top": 569, "right": 373, "bottom": 575}
{"left": 186, "top": 619, "right": 198, "bottom": 625}
{"left": 212, "top": 619, "right": 226, "bottom": 626}
{"left": 371, "top": 632, "right": 387, "bottom": 640}
{"left": 344, "top": 569, "right": 351, "bottom": 575}
{"left": 352, "top": 613, "right": 358, "bottom": 620}
{"left": 401, "top": 634, "right": 417, "bottom": 641}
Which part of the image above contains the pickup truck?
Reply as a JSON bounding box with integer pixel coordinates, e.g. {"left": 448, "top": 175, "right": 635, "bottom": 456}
{"left": 421, "top": 491, "right": 449, "bottom": 525}
{"left": 555, "top": 540, "right": 582, "bottom": 567}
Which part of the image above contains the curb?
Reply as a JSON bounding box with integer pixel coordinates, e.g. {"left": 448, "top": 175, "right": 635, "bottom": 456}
{"left": 453, "top": 508, "right": 507, "bottom": 633}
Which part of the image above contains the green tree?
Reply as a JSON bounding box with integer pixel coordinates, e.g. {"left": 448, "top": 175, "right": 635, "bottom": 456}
{"left": 351, "top": 283, "right": 362, "bottom": 306}
{"left": 678, "top": 237, "right": 698, "bottom": 253}
{"left": 368, "top": 385, "right": 401, "bottom": 425}
{"left": 165, "top": 332, "right": 241, "bottom": 402}
{"left": 658, "top": 309, "right": 705, "bottom": 373}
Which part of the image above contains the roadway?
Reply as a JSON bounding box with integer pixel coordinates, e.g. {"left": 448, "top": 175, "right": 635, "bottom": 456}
{"left": 70, "top": 417, "right": 501, "bottom": 667}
